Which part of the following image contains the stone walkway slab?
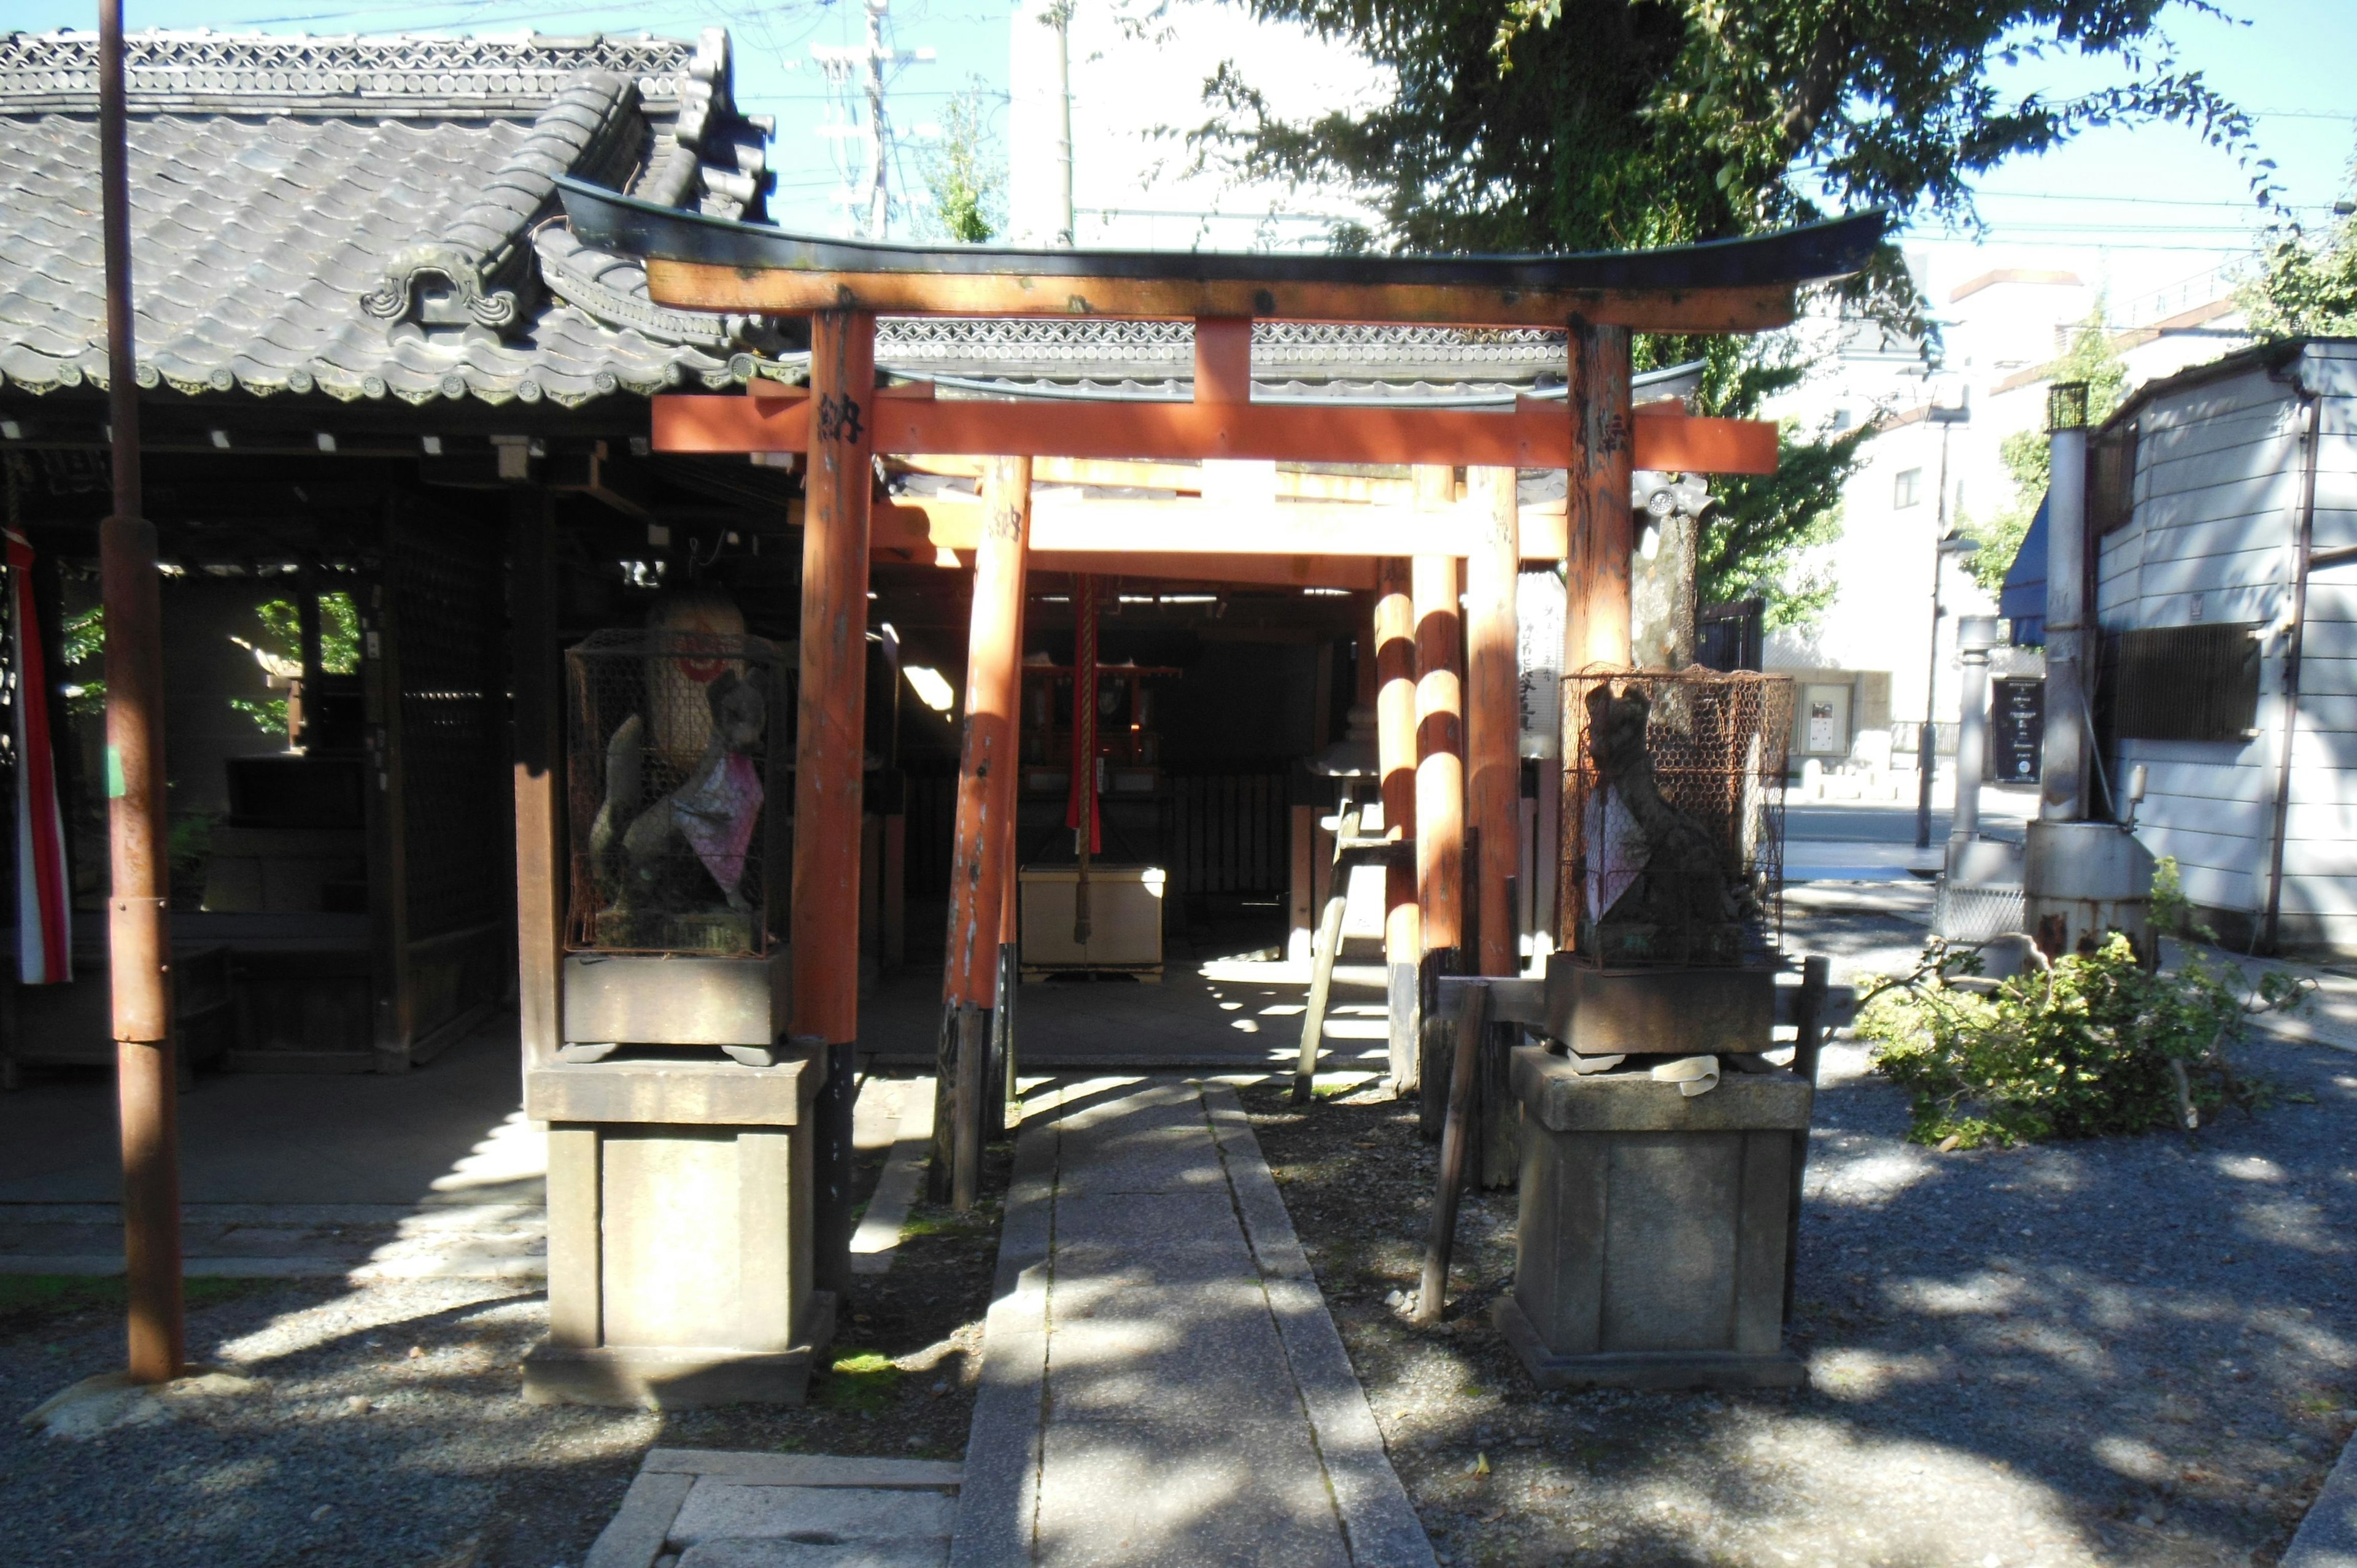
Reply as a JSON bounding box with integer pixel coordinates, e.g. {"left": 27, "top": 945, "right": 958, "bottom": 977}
{"left": 584, "top": 1450, "right": 962, "bottom": 1568}
{"left": 951, "top": 1076, "right": 1433, "bottom": 1568}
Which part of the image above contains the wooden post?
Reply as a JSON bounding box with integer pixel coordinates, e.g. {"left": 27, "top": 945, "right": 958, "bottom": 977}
{"left": 1412, "top": 483, "right": 1465, "bottom": 954}
{"left": 796, "top": 307, "right": 877, "bottom": 1291}
{"left": 1465, "top": 468, "right": 1523, "bottom": 1188}
{"left": 510, "top": 490, "right": 563, "bottom": 1076}
{"left": 363, "top": 515, "right": 412, "bottom": 1073}
{"left": 98, "top": 0, "right": 182, "bottom": 1386}
{"left": 1782, "top": 954, "right": 1830, "bottom": 1323}
{"left": 1374, "top": 559, "right": 1418, "bottom": 1094}
{"left": 991, "top": 787, "right": 1021, "bottom": 1135}
{"left": 1465, "top": 466, "right": 1520, "bottom": 981}
{"left": 1291, "top": 790, "right": 1363, "bottom": 1105}
{"left": 1412, "top": 471, "right": 1465, "bottom": 1124}
{"left": 1414, "top": 978, "right": 1488, "bottom": 1326}
{"left": 1561, "top": 322, "right": 1634, "bottom": 946}
{"left": 1287, "top": 803, "right": 1315, "bottom": 964}
{"left": 988, "top": 569, "right": 1029, "bottom": 1143}
{"left": 1566, "top": 320, "right": 1634, "bottom": 671}
{"left": 935, "top": 455, "right": 1031, "bottom": 1208}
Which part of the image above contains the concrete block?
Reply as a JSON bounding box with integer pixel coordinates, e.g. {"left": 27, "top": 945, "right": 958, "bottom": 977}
{"left": 585, "top": 1469, "right": 694, "bottom": 1568}
{"left": 1504, "top": 1046, "right": 1810, "bottom": 1390}
{"left": 676, "top": 1540, "right": 948, "bottom": 1568}
{"left": 525, "top": 1052, "right": 819, "bottom": 1127}
{"left": 643, "top": 1451, "right": 962, "bottom": 1489}
{"left": 521, "top": 1330, "right": 826, "bottom": 1410}
{"left": 1511, "top": 1046, "right": 1811, "bottom": 1133}
{"left": 670, "top": 1484, "right": 956, "bottom": 1545}
{"left": 527, "top": 1099, "right": 830, "bottom": 1407}
{"left": 562, "top": 950, "right": 791, "bottom": 1048}
{"left": 1542, "top": 960, "right": 1776, "bottom": 1056}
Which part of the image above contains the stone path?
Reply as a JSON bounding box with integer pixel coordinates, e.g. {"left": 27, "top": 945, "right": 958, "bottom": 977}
{"left": 584, "top": 1450, "right": 966, "bottom": 1568}
{"left": 953, "top": 1076, "right": 1433, "bottom": 1568}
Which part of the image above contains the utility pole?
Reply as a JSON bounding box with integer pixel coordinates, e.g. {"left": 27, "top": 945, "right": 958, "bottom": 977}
{"left": 1011, "top": 0, "right": 1075, "bottom": 245}
{"left": 864, "top": 0, "right": 888, "bottom": 241}
{"left": 814, "top": 2, "right": 934, "bottom": 241}
{"left": 98, "top": 0, "right": 186, "bottom": 1386}
{"left": 1914, "top": 382, "right": 1973, "bottom": 851}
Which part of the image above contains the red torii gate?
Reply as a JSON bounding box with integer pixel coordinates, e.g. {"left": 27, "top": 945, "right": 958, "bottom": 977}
{"left": 559, "top": 177, "right": 1879, "bottom": 1260}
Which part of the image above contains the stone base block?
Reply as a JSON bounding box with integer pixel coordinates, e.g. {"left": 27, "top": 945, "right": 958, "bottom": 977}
{"left": 524, "top": 1292, "right": 836, "bottom": 1409}
{"left": 1494, "top": 1296, "right": 1806, "bottom": 1391}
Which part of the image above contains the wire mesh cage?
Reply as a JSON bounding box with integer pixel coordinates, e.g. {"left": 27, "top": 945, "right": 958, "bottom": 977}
{"left": 567, "top": 628, "right": 789, "bottom": 956}
{"left": 1933, "top": 878, "right": 2027, "bottom": 946}
{"left": 1560, "top": 667, "right": 1793, "bottom": 968}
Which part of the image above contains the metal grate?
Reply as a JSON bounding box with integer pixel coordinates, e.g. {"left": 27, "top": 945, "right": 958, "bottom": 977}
{"left": 1560, "top": 668, "right": 1791, "bottom": 968}
{"left": 2105, "top": 623, "right": 2259, "bottom": 742}
{"left": 566, "top": 628, "right": 788, "bottom": 955}
{"left": 1934, "top": 879, "right": 2027, "bottom": 945}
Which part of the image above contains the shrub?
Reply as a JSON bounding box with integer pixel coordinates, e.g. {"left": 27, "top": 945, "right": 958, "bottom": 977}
{"left": 1858, "top": 932, "right": 2308, "bottom": 1149}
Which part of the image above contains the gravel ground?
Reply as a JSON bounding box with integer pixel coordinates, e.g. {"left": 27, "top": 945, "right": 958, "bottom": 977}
{"left": 0, "top": 1128, "right": 1007, "bottom": 1568}
{"left": 1243, "top": 890, "right": 2357, "bottom": 1568}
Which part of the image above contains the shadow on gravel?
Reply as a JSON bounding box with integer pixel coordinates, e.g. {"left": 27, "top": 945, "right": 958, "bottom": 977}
{"left": 0, "top": 1108, "right": 1010, "bottom": 1568}
{"left": 1245, "top": 1029, "right": 2357, "bottom": 1568}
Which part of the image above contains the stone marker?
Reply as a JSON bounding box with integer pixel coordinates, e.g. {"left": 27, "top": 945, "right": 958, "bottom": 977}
{"left": 1495, "top": 1045, "right": 1810, "bottom": 1389}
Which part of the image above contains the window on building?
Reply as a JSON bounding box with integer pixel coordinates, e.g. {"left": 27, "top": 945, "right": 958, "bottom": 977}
{"left": 1894, "top": 467, "right": 1923, "bottom": 508}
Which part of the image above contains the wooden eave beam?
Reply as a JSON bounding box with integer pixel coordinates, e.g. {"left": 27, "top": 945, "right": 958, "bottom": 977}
{"left": 655, "top": 390, "right": 1775, "bottom": 474}
{"left": 647, "top": 260, "right": 1799, "bottom": 334}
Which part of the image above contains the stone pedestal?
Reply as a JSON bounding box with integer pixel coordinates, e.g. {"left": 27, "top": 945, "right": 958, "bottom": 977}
{"left": 520, "top": 1051, "right": 834, "bottom": 1408}
{"left": 1496, "top": 1045, "right": 1809, "bottom": 1390}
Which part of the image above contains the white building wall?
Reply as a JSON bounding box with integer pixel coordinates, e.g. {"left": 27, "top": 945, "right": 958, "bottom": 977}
{"left": 2100, "top": 342, "right": 2357, "bottom": 951}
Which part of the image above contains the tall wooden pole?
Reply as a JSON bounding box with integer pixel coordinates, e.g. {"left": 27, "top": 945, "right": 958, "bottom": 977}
{"left": 510, "top": 490, "right": 562, "bottom": 1077}
{"left": 1373, "top": 558, "right": 1418, "bottom": 1094}
{"left": 98, "top": 0, "right": 184, "bottom": 1387}
{"left": 1465, "top": 466, "right": 1520, "bottom": 981}
{"left": 1562, "top": 323, "right": 1633, "bottom": 951}
{"left": 1412, "top": 472, "right": 1465, "bottom": 956}
{"left": 1566, "top": 322, "right": 1634, "bottom": 671}
{"left": 797, "top": 308, "right": 876, "bottom": 1296}
{"left": 935, "top": 455, "right": 1031, "bottom": 1209}
{"left": 1412, "top": 463, "right": 1465, "bottom": 1127}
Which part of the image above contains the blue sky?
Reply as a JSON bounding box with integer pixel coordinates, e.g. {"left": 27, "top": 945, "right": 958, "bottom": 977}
{"left": 12, "top": 0, "right": 2354, "bottom": 294}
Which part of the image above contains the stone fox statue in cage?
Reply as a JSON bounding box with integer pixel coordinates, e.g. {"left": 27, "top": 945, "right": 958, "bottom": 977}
{"left": 1584, "top": 682, "right": 1760, "bottom": 962}
{"left": 589, "top": 666, "right": 769, "bottom": 947}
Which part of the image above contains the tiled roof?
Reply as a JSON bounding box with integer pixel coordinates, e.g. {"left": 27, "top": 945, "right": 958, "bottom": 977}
{"left": 0, "top": 28, "right": 778, "bottom": 411}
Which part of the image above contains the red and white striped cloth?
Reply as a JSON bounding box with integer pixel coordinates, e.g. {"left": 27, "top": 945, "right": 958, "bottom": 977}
{"left": 7, "top": 529, "right": 70, "bottom": 984}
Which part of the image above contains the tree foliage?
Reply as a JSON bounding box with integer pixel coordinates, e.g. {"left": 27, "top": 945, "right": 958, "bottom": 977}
{"left": 1858, "top": 917, "right": 2307, "bottom": 1149}
{"left": 1689, "top": 342, "right": 1868, "bottom": 625}
{"left": 920, "top": 85, "right": 1007, "bottom": 244}
{"left": 2240, "top": 149, "right": 2357, "bottom": 341}
{"left": 1196, "top": 0, "right": 2261, "bottom": 623}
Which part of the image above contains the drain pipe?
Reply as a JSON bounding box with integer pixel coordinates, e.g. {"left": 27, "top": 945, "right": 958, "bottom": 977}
{"left": 2262, "top": 384, "right": 2324, "bottom": 954}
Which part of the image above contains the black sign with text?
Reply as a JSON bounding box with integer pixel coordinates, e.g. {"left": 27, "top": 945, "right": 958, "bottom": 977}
{"left": 1991, "top": 678, "right": 2044, "bottom": 784}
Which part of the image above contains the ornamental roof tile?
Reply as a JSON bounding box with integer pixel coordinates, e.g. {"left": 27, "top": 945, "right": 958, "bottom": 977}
{"left": 0, "top": 27, "right": 775, "bottom": 411}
